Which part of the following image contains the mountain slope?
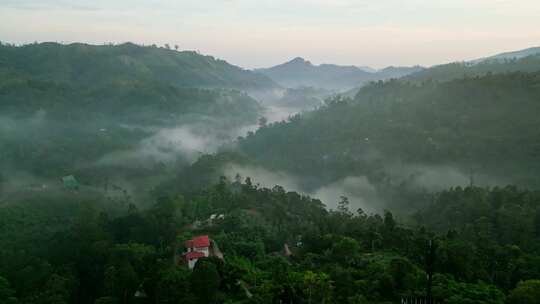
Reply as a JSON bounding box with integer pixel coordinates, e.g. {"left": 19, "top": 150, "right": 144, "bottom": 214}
{"left": 257, "top": 57, "right": 422, "bottom": 91}
{"left": 237, "top": 72, "right": 540, "bottom": 190}
{"left": 0, "top": 42, "right": 266, "bottom": 185}
{"left": 405, "top": 50, "right": 540, "bottom": 83}
{"left": 472, "top": 46, "right": 540, "bottom": 64}
{"left": 0, "top": 42, "right": 278, "bottom": 90}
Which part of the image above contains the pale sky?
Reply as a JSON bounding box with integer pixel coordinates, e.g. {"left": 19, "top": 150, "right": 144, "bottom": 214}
{"left": 1, "top": 0, "right": 540, "bottom": 69}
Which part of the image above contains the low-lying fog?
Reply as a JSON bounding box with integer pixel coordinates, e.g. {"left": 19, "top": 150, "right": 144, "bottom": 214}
{"left": 0, "top": 91, "right": 506, "bottom": 212}
{"left": 0, "top": 93, "right": 309, "bottom": 202}
{"left": 222, "top": 162, "right": 506, "bottom": 214}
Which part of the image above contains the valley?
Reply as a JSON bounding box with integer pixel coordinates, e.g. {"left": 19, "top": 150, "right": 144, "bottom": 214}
{"left": 1, "top": 41, "right": 540, "bottom": 304}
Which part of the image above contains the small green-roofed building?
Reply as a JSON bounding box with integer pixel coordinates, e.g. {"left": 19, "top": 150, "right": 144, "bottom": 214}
{"left": 62, "top": 175, "right": 79, "bottom": 190}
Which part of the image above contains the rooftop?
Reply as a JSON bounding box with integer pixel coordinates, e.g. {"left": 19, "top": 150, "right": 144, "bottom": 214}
{"left": 185, "top": 235, "right": 210, "bottom": 248}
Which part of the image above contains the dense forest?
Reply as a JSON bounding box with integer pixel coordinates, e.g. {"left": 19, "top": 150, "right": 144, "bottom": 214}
{"left": 404, "top": 54, "right": 540, "bottom": 83}
{"left": 0, "top": 42, "right": 277, "bottom": 90}
{"left": 231, "top": 72, "right": 540, "bottom": 212}
{"left": 1, "top": 42, "right": 540, "bottom": 304}
{"left": 1, "top": 178, "right": 540, "bottom": 303}
{"left": 0, "top": 43, "right": 266, "bottom": 208}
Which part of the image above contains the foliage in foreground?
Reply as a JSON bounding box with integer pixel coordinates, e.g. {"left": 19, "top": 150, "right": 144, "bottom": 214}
{"left": 0, "top": 179, "right": 539, "bottom": 303}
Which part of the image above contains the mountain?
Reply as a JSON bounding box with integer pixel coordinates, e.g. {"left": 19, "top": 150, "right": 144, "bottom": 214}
{"left": 234, "top": 72, "right": 540, "bottom": 193}
{"left": 166, "top": 71, "right": 540, "bottom": 216}
{"left": 0, "top": 42, "right": 267, "bottom": 126}
{"left": 0, "top": 42, "right": 278, "bottom": 91}
{"left": 343, "top": 65, "right": 426, "bottom": 97}
{"left": 405, "top": 47, "right": 540, "bottom": 83}
{"left": 377, "top": 66, "right": 425, "bottom": 78}
{"left": 0, "top": 42, "right": 266, "bottom": 183}
{"left": 357, "top": 66, "right": 378, "bottom": 73}
{"left": 471, "top": 46, "right": 540, "bottom": 64}
{"left": 256, "top": 57, "right": 423, "bottom": 91}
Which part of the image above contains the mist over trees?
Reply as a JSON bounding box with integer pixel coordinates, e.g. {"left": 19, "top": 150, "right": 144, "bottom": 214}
{"left": 1, "top": 42, "right": 540, "bottom": 303}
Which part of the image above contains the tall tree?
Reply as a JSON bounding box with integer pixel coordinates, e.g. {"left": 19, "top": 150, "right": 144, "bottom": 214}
{"left": 191, "top": 259, "right": 221, "bottom": 304}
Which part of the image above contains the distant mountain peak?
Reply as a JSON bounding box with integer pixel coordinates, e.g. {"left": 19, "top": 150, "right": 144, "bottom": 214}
{"left": 287, "top": 57, "right": 312, "bottom": 65}
{"left": 257, "top": 58, "right": 423, "bottom": 91}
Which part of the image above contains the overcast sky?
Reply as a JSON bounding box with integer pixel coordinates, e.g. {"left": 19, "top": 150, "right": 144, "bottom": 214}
{"left": 1, "top": 0, "right": 540, "bottom": 68}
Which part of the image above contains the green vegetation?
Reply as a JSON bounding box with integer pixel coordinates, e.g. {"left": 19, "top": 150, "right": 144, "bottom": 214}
{"left": 0, "top": 42, "right": 277, "bottom": 90}
{"left": 1, "top": 178, "right": 539, "bottom": 303}
{"left": 0, "top": 43, "right": 264, "bottom": 207}
{"left": 237, "top": 72, "right": 540, "bottom": 198}
{"left": 0, "top": 84, "right": 261, "bottom": 206}
{"left": 2, "top": 42, "right": 540, "bottom": 303}
{"left": 405, "top": 54, "right": 540, "bottom": 83}
{"left": 507, "top": 280, "right": 540, "bottom": 304}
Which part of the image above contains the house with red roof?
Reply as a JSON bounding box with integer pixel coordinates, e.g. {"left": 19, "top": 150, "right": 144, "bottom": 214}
{"left": 183, "top": 235, "right": 211, "bottom": 269}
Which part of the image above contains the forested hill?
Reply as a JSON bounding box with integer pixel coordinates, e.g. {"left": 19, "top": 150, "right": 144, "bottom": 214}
{"left": 237, "top": 72, "right": 540, "bottom": 189}
{"left": 0, "top": 42, "right": 278, "bottom": 90}
{"left": 472, "top": 46, "right": 540, "bottom": 64}
{"left": 0, "top": 42, "right": 266, "bottom": 190}
{"left": 0, "top": 80, "right": 261, "bottom": 123}
{"left": 405, "top": 53, "right": 540, "bottom": 83}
